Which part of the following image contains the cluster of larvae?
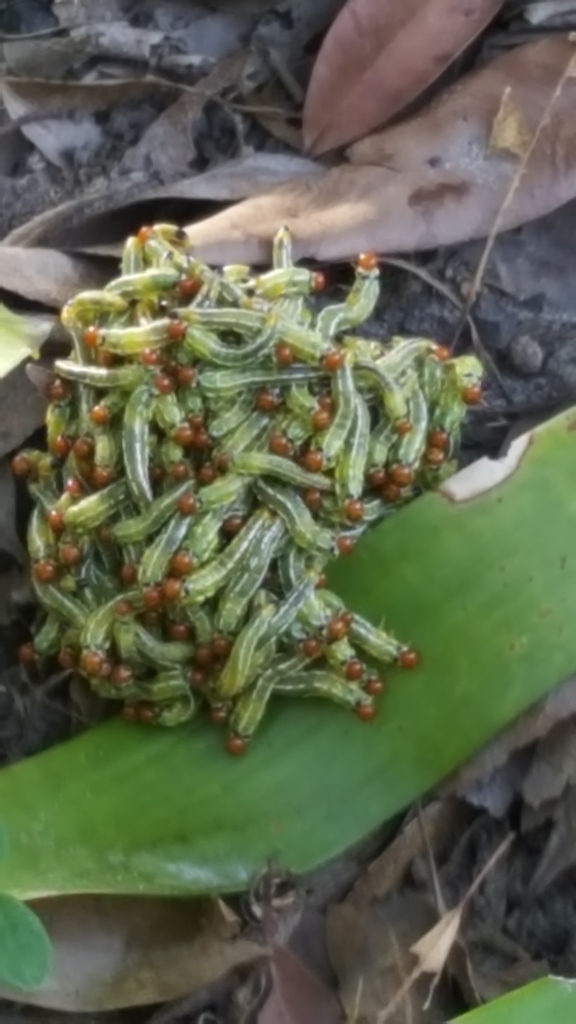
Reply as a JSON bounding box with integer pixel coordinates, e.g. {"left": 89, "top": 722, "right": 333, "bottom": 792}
{"left": 13, "top": 224, "right": 482, "bottom": 754}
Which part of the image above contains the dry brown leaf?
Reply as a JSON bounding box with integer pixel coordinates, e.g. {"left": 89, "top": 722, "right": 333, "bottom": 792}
{"left": 522, "top": 717, "right": 576, "bottom": 807}
{"left": 258, "top": 945, "right": 342, "bottom": 1024}
{"left": 449, "top": 676, "right": 576, "bottom": 809}
{"left": 529, "top": 784, "right": 576, "bottom": 893}
{"left": 5, "top": 153, "right": 320, "bottom": 251}
{"left": 348, "top": 800, "right": 467, "bottom": 907}
{"left": 489, "top": 87, "right": 532, "bottom": 158}
{"left": 0, "top": 248, "right": 112, "bottom": 307}
{"left": 303, "top": 0, "right": 504, "bottom": 154}
{"left": 0, "top": 895, "right": 265, "bottom": 1011}
{"left": 183, "top": 38, "right": 576, "bottom": 264}
{"left": 328, "top": 893, "right": 450, "bottom": 1024}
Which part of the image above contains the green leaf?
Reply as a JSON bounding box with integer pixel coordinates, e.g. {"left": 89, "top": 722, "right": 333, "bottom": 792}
{"left": 0, "top": 895, "right": 51, "bottom": 989}
{"left": 451, "top": 978, "right": 576, "bottom": 1022}
{"left": 0, "top": 304, "right": 52, "bottom": 378}
{"left": 0, "top": 412, "right": 575, "bottom": 898}
{"left": 0, "top": 823, "right": 9, "bottom": 860}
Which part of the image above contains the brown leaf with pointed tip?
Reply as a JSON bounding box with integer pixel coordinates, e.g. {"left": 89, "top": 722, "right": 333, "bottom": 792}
{"left": 258, "top": 945, "right": 342, "bottom": 1024}
{"left": 303, "top": 0, "right": 504, "bottom": 154}
{"left": 0, "top": 896, "right": 265, "bottom": 1011}
{"left": 185, "top": 38, "right": 576, "bottom": 264}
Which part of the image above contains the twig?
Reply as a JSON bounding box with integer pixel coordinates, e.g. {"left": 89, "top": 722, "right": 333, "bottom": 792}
{"left": 453, "top": 39, "right": 576, "bottom": 345}
{"left": 382, "top": 256, "right": 511, "bottom": 399}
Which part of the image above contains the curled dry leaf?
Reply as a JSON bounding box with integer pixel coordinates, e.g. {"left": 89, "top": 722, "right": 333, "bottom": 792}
{"left": 0, "top": 248, "right": 111, "bottom": 307}
{"left": 5, "top": 153, "right": 321, "bottom": 251}
{"left": 303, "top": 0, "right": 504, "bottom": 154}
{"left": 0, "top": 896, "right": 265, "bottom": 1011}
{"left": 185, "top": 38, "right": 576, "bottom": 264}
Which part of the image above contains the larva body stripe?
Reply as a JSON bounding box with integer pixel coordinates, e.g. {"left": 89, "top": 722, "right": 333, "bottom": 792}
{"left": 276, "top": 318, "right": 331, "bottom": 362}
{"left": 185, "top": 509, "right": 226, "bottom": 565}
{"left": 112, "top": 481, "right": 190, "bottom": 544}
{"left": 100, "top": 320, "right": 178, "bottom": 356}
{"left": 215, "top": 603, "right": 276, "bottom": 699}
{"left": 132, "top": 622, "right": 194, "bottom": 667}
{"left": 63, "top": 480, "right": 131, "bottom": 534}
{"left": 368, "top": 420, "right": 395, "bottom": 468}
{"left": 152, "top": 393, "right": 184, "bottom": 433}
{"left": 354, "top": 359, "right": 408, "bottom": 424}
{"left": 274, "top": 671, "right": 371, "bottom": 711}
{"left": 231, "top": 653, "right": 313, "bottom": 741}
{"left": 46, "top": 399, "right": 74, "bottom": 453}
{"left": 199, "top": 365, "right": 325, "bottom": 398}
{"left": 218, "top": 412, "right": 269, "bottom": 457}
{"left": 272, "top": 226, "right": 292, "bottom": 270}
{"left": 81, "top": 588, "right": 139, "bottom": 651}
{"left": 33, "top": 581, "right": 86, "bottom": 629}
{"left": 121, "top": 237, "right": 145, "bottom": 275}
{"left": 254, "top": 478, "right": 332, "bottom": 552}
{"left": 316, "top": 267, "right": 379, "bottom": 338}
{"left": 183, "top": 320, "right": 275, "bottom": 367}
{"left": 176, "top": 306, "right": 266, "bottom": 336}
{"left": 32, "top": 613, "right": 62, "bottom": 656}
{"left": 138, "top": 667, "right": 191, "bottom": 701}
{"left": 105, "top": 268, "right": 181, "bottom": 298}
{"left": 321, "top": 357, "right": 356, "bottom": 463}
{"left": 348, "top": 613, "right": 403, "bottom": 662}
{"left": 251, "top": 267, "right": 315, "bottom": 301}
{"left": 325, "top": 637, "right": 356, "bottom": 669}
{"left": 231, "top": 452, "right": 332, "bottom": 492}
{"left": 198, "top": 475, "right": 247, "bottom": 512}
{"left": 138, "top": 512, "right": 191, "bottom": 586}
{"left": 82, "top": 548, "right": 118, "bottom": 605}
{"left": 182, "top": 511, "right": 271, "bottom": 606}
{"left": 54, "top": 360, "right": 147, "bottom": 390}
{"left": 123, "top": 384, "right": 154, "bottom": 506}
{"left": 378, "top": 338, "right": 438, "bottom": 376}
{"left": 28, "top": 482, "right": 60, "bottom": 517}
{"left": 262, "top": 576, "right": 315, "bottom": 642}
{"left": 395, "top": 384, "right": 428, "bottom": 466}
{"left": 229, "top": 663, "right": 277, "bottom": 739}
{"left": 182, "top": 604, "right": 213, "bottom": 643}
{"left": 94, "top": 427, "right": 120, "bottom": 471}
{"left": 208, "top": 396, "right": 253, "bottom": 440}
{"left": 154, "top": 696, "right": 196, "bottom": 726}
{"left": 28, "top": 507, "right": 56, "bottom": 561}
{"left": 337, "top": 390, "right": 370, "bottom": 501}
{"left": 113, "top": 616, "right": 147, "bottom": 668}
{"left": 62, "top": 291, "right": 129, "bottom": 325}
{"left": 215, "top": 516, "right": 286, "bottom": 635}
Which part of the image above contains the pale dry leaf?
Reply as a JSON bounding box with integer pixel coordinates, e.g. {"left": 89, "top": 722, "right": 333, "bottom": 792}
{"left": 489, "top": 87, "right": 532, "bottom": 159}
{"left": 0, "top": 304, "right": 53, "bottom": 377}
{"left": 0, "top": 896, "right": 265, "bottom": 1011}
{"left": 303, "top": 0, "right": 505, "bottom": 154}
{"left": 5, "top": 153, "right": 321, "bottom": 251}
{"left": 411, "top": 907, "right": 463, "bottom": 977}
{"left": 0, "top": 248, "right": 112, "bottom": 307}
{"left": 257, "top": 944, "right": 342, "bottom": 1024}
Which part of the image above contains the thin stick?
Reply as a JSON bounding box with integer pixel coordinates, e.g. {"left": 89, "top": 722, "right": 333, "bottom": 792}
{"left": 453, "top": 40, "right": 576, "bottom": 344}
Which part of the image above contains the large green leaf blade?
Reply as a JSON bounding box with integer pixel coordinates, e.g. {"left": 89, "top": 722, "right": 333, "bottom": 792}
{"left": 0, "top": 412, "right": 575, "bottom": 898}
{"left": 451, "top": 978, "right": 576, "bottom": 1022}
